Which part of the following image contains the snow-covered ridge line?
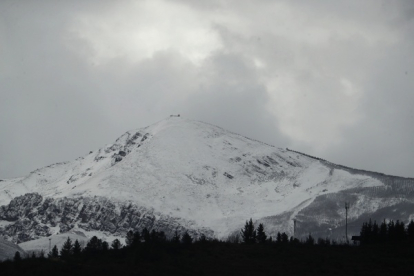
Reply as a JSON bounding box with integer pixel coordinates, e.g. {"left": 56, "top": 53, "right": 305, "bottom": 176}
{"left": 286, "top": 148, "right": 414, "bottom": 180}
{"left": 195, "top": 120, "right": 278, "bottom": 149}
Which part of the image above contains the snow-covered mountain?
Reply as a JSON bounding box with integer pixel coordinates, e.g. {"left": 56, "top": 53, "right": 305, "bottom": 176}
{"left": 1, "top": 117, "right": 413, "bottom": 245}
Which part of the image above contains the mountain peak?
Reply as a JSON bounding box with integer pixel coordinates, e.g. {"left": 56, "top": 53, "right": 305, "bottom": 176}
{"left": 2, "top": 118, "right": 412, "bottom": 243}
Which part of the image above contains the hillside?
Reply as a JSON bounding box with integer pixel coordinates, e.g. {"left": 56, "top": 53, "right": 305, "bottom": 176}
{"left": 0, "top": 117, "right": 413, "bottom": 245}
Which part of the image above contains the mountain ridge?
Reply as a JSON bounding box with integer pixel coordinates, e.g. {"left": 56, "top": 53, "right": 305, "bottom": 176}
{"left": 1, "top": 117, "right": 413, "bottom": 246}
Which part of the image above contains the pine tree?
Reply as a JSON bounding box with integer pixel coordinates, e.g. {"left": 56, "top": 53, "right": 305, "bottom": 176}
{"left": 49, "top": 245, "right": 59, "bottom": 258}
{"left": 241, "top": 218, "right": 257, "bottom": 244}
{"left": 73, "top": 240, "right": 82, "bottom": 256}
{"left": 281, "top": 232, "right": 289, "bottom": 244}
{"left": 84, "top": 236, "right": 103, "bottom": 253}
{"left": 102, "top": 241, "right": 109, "bottom": 251}
{"left": 198, "top": 234, "right": 207, "bottom": 243}
{"left": 172, "top": 229, "right": 181, "bottom": 243}
{"left": 256, "top": 223, "right": 267, "bottom": 243}
{"left": 372, "top": 221, "right": 379, "bottom": 243}
{"left": 111, "top": 239, "right": 122, "bottom": 250}
{"left": 181, "top": 232, "right": 193, "bottom": 245}
{"left": 133, "top": 231, "right": 141, "bottom": 246}
{"left": 407, "top": 220, "right": 414, "bottom": 241}
{"left": 276, "top": 232, "right": 282, "bottom": 244}
{"left": 395, "top": 220, "right": 406, "bottom": 241}
{"left": 60, "top": 237, "right": 73, "bottom": 259}
{"left": 305, "top": 234, "right": 315, "bottom": 245}
{"left": 379, "top": 220, "right": 387, "bottom": 242}
{"left": 141, "top": 228, "right": 151, "bottom": 243}
{"left": 14, "top": 251, "right": 22, "bottom": 262}
{"left": 126, "top": 230, "right": 135, "bottom": 247}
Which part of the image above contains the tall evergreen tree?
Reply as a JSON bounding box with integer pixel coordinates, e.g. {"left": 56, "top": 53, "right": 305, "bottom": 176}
{"left": 73, "top": 240, "right": 82, "bottom": 256}
{"left": 281, "top": 232, "right": 289, "bottom": 244}
{"left": 379, "top": 220, "right": 387, "bottom": 242}
{"left": 256, "top": 223, "right": 267, "bottom": 243}
{"left": 60, "top": 237, "right": 73, "bottom": 259}
{"left": 14, "top": 251, "right": 22, "bottom": 262}
{"left": 111, "top": 239, "right": 122, "bottom": 250}
{"left": 84, "top": 236, "right": 103, "bottom": 254}
{"left": 133, "top": 231, "right": 142, "bottom": 246}
{"left": 181, "top": 232, "right": 193, "bottom": 245}
{"left": 276, "top": 232, "right": 282, "bottom": 244}
{"left": 125, "top": 230, "right": 135, "bottom": 247}
{"left": 241, "top": 218, "right": 257, "bottom": 244}
{"left": 172, "top": 229, "right": 181, "bottom": 243}
{"left": 102, "top": 241, "right": 109, "bottom": 251}
{"left": 141, "top": 228, "right": 151, "bottom": 243}
{"left": 305, "top": 234, "right": 315, "bottom": 246}
{"left": 395, "top": 220, "right": 406, "bottom": 241}
{"left": 49, "top": 245, "right": 59, "bottom": 258}
{"left": 407, "top": 220, "right": 414, "bottom": 241}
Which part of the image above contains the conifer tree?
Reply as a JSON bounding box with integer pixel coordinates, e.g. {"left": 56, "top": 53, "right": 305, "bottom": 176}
{"left": 141, "top": 228, "right": 151, "bottom": 243}
{"left": 126, "top": 230, "right": 135, "bottom": 247}
{"left": 379, "top": 220, "right": 387, "bottom": 242}
{"left": 305, "top": 234, "right": 315, "bottom": 245}
{"left": 372, "top": 221, "right": 379, "bottom": 242}
{"left": 256, "top": 223, "right": 267, "bottom": 243}
{"left": 172, "top": 229, "right": 181, "bottom": 243}
{"left": 281, "top": 232, "right": 289, "bottom": 244}
{"left": 60, "top": 237, "right": 74, "bottom": 259}
{"left": 181, "top": 232, "right": 193, "bottom": 245}
{"left": 133, "top": 231, "right": 141, "bottom": 246}
{"left": 111, "top": 239, "right": 122, "bottom": 250}
{"left": 241, "top": 218, "right": 257, "bottom": 244}
{"left": 198, "top": 234, "right": 208, "bottom": 243}
{"left": 276, "top": 232, "right": 282, "bottom": 244}
{"left": 14, "top": 251, "right": 22, "bottom": 262}
{"left": 407, "top": 220, "right": 414, "bottom": 241}
{"left": 49, "top": 245, "right": 59, "bottom": 258}
{"left": 102, "top": 241, "right": 109, "bottom": 251}
{"left": 73, "top": 240, "right": 82, "bottom": 256}
{"left": 84, "top": 236, "right": 103, "bottom": 253}
{"left": 395, "top": 220, "right": 406, "bottom": 241}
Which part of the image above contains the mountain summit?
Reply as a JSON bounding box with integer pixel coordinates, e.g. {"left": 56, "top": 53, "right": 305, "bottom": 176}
{"left": 1, "top": 118, "right": 414, "bottom": 245}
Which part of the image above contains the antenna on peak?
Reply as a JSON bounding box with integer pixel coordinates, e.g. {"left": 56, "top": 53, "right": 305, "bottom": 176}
{"left": 345, "top": 202, "right": 350, "bottom": 243}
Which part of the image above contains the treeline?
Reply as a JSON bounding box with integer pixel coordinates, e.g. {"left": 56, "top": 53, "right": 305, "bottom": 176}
{"left": 3, "top": 219, "right": 414, "bottom": 275}
{"left": 360, "top": 219, "right": 414, "bottom": 245}
{"left": 10, "top": 218, "right": 414, "bottom": 263}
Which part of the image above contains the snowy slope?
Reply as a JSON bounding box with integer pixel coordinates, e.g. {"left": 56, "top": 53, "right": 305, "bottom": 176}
{"left": 0, "top": 117, "right": 412, "bottom": 242}
{"left": 0, "top": 237, "right": 25, "bottom": 261}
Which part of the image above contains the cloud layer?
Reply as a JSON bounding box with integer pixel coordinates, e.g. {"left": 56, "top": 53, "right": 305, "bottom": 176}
{"left": 1, "top": 0, "right": 413, "bottom": 178}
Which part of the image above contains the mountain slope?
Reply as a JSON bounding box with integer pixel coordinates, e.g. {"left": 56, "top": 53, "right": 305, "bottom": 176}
{"left": 0, "top": 117, "right": 413, "bottom": 244}
{"left": 0, "top": 237, "right": 25, "bottom": 261}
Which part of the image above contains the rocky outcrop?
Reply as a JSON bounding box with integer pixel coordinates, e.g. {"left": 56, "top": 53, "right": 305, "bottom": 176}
{"left": 0, "top": 193, "right": 213, "bottom": 243}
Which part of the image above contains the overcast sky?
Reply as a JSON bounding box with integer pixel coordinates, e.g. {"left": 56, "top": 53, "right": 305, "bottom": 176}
{"left": 1, "top": 0, "right": 413, "bottom": 179}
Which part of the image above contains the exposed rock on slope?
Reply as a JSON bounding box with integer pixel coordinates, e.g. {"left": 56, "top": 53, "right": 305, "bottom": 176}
{"left": 0, "top": 193, "right": 212, "bottom": 243}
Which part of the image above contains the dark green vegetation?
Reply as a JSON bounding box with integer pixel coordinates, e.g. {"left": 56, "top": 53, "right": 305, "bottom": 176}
{"left": 1, "top": 220, "right": 414, "bottom": 276}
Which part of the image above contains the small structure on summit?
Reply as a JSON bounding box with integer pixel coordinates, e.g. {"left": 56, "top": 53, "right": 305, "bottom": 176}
{"left": 170, "top": 114, "right": 180, "bottom": 117}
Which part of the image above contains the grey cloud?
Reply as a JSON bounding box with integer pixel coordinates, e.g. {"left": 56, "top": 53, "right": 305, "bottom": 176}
{"left": 1, "top": 0, "right": 413, "bottom": 179}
